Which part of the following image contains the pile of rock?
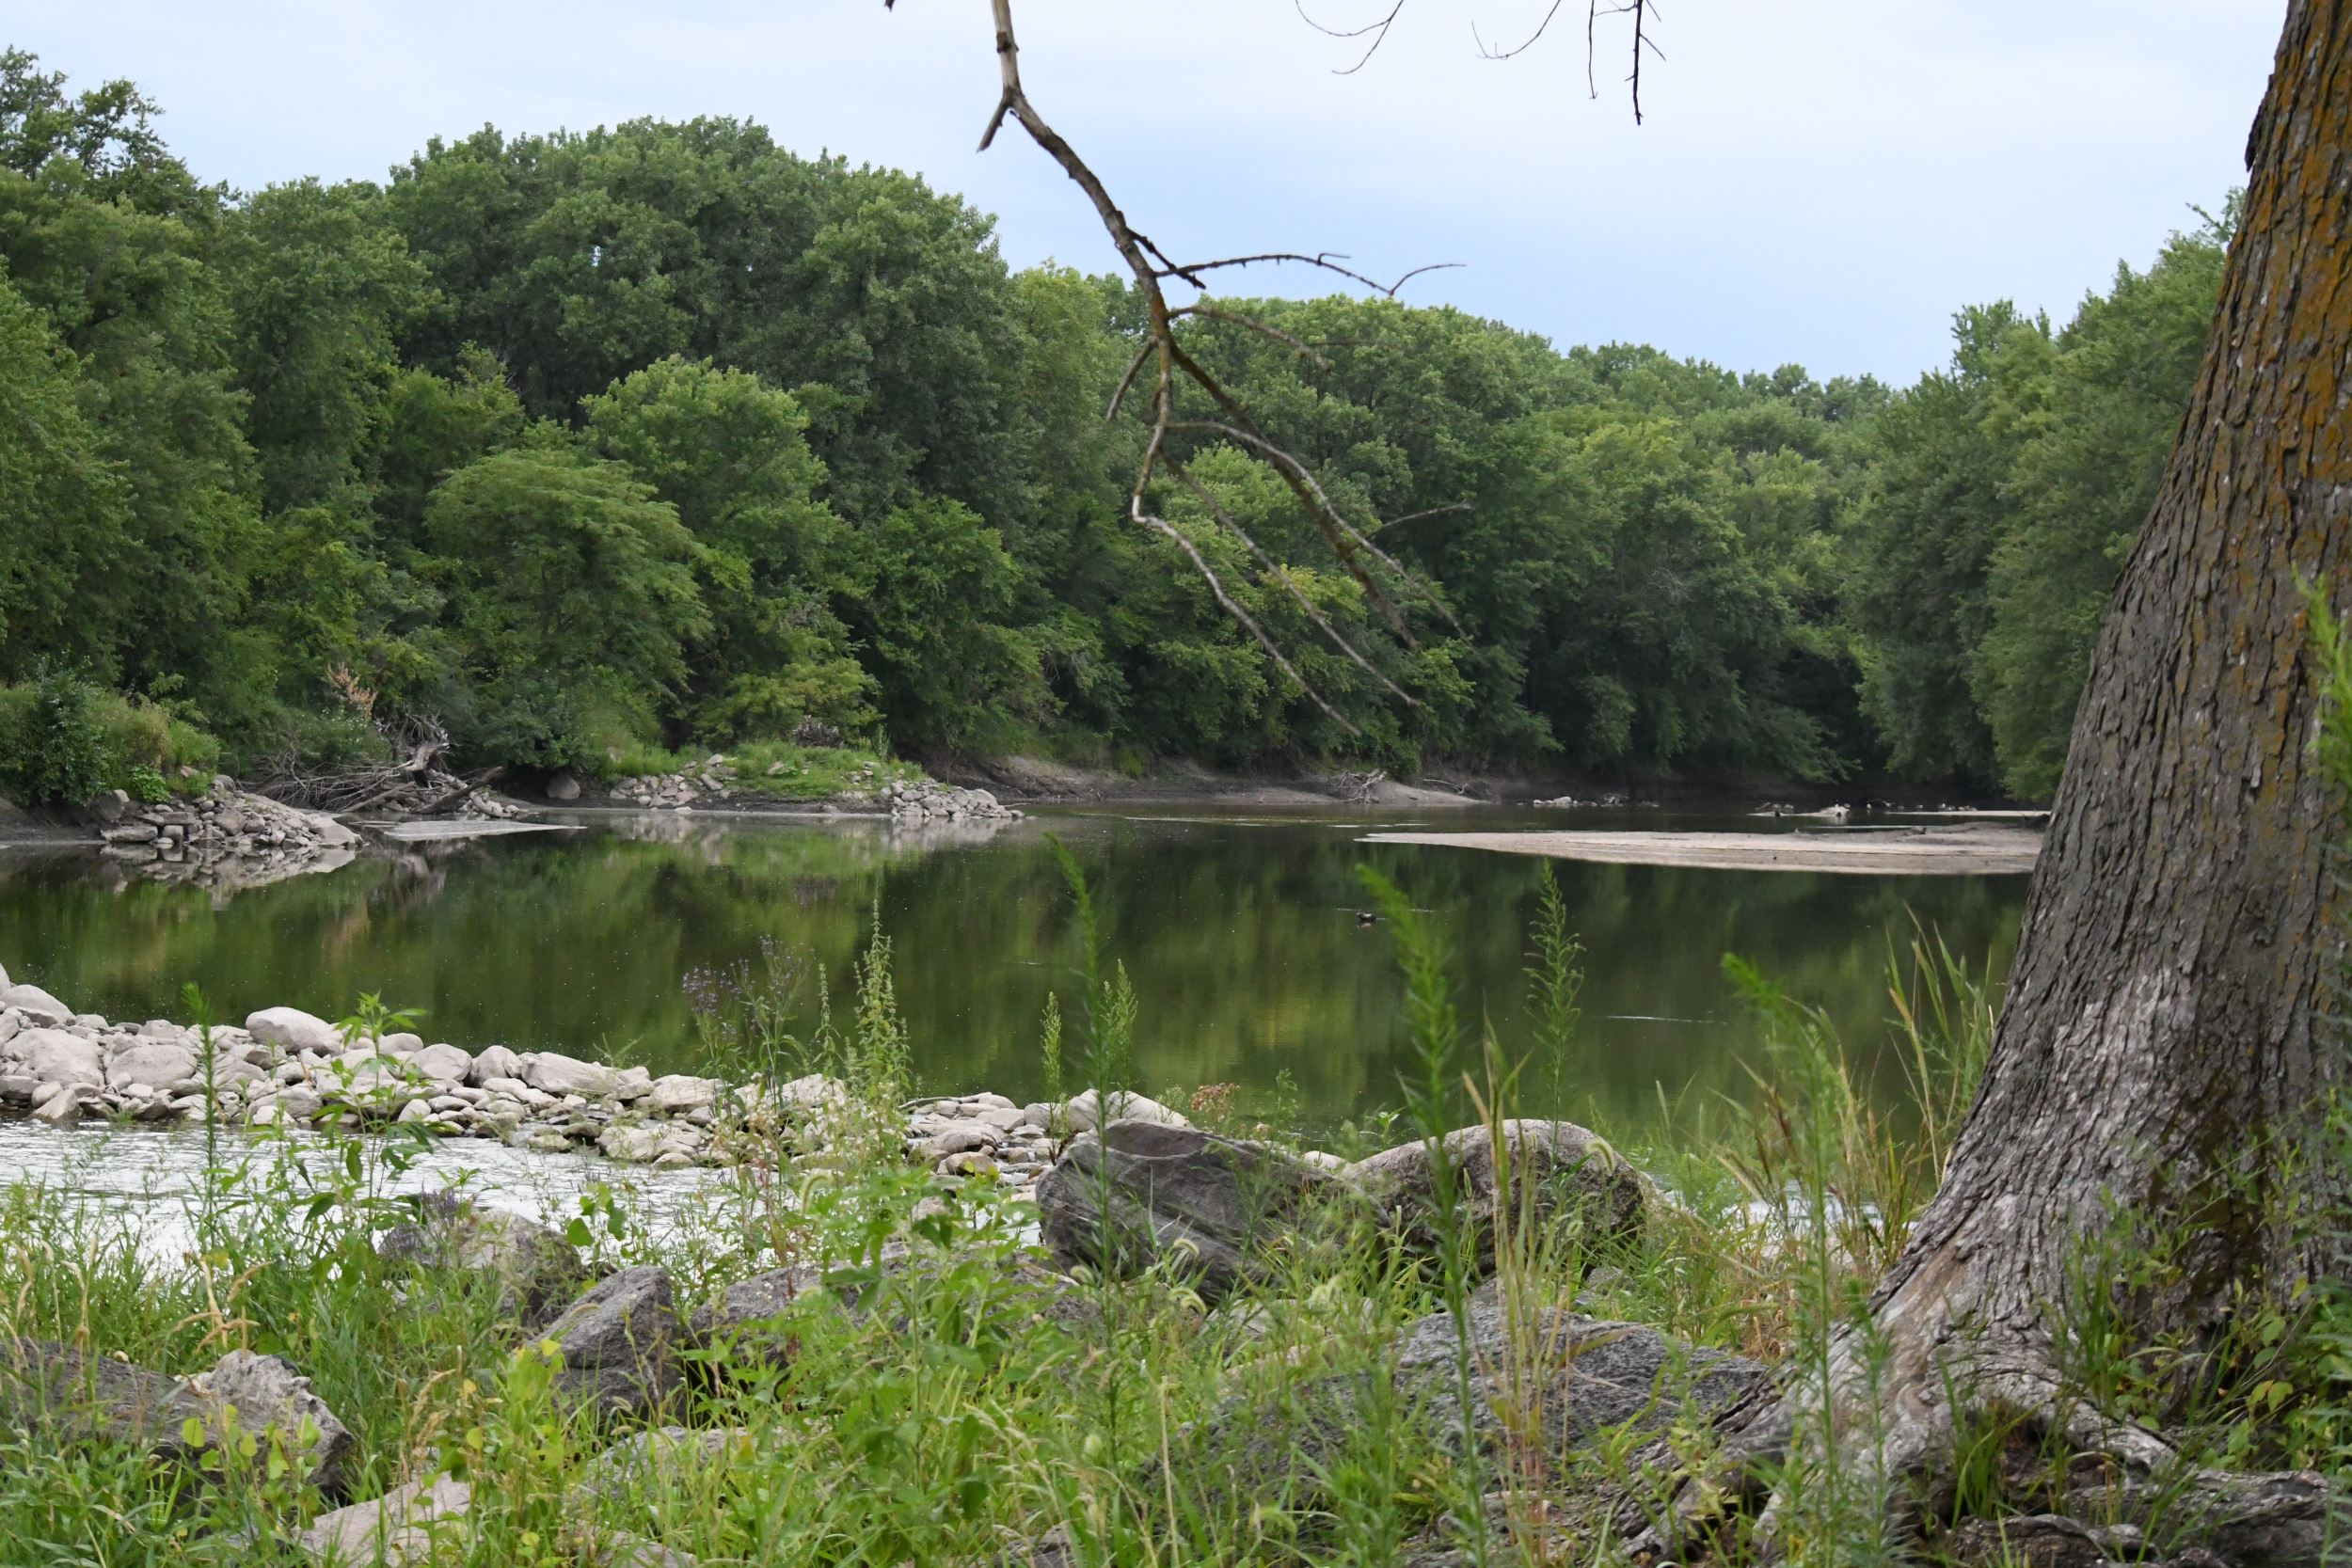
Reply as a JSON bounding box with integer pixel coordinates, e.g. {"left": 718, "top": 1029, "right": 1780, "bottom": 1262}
{"left": 882, "top": 779, "right": 1020, "bottom": 823}
{"left": 0, "top": 972, "right": 1161, "bottom": 1203}
{"left": 608, "top": 754, "right": 734, "bottom": 810}
{"left": 89, "top": 778, "right": 359, "bottom": 887}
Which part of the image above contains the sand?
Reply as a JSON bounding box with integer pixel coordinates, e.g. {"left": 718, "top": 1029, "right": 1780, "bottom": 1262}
{"left": 1359, "top": 823, "right": 2042, "bottom": 876}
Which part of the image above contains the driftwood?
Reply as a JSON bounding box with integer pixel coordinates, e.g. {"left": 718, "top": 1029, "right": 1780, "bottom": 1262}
{"left": 256, "top": 718, "right": 501, "bottom": 817}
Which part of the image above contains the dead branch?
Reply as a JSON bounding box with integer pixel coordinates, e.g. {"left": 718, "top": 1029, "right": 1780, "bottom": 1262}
{"left": 888, "top": 0, "right": 1480, "bottom": 734}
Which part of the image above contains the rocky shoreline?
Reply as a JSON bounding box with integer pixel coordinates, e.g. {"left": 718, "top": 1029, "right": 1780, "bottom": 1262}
{"left": 0, "top": 971, "right": 1156, "bottom": 1204}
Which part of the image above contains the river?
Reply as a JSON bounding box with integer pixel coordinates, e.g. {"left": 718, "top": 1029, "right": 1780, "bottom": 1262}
{"left": 0, "top": 804, "right": 2025, "bottom": 1143}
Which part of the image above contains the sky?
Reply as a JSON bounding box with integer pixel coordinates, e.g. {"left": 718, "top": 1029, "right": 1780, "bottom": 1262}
{"left": 7, "top": 0, "right": 2287, "bottom": 383}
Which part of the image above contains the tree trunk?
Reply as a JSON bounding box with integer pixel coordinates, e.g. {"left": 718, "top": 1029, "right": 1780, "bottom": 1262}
{"left": 1659, "top": 3, "right": 2352, "bottom": 1556}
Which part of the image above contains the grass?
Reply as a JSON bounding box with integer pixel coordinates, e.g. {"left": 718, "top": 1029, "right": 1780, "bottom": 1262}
{"left": 598, "top": 740, "right": 927, "bottom": 801}
{"left": 0, "top": 870, "right": 2340, "bottom": 1567}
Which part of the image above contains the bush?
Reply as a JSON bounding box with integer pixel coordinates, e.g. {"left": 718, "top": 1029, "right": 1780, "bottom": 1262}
{"left": 0, "top": 673, "right": 225, "bottom": 807}
{"left": 0, "top": 668, "right": 109, "bottom": 806}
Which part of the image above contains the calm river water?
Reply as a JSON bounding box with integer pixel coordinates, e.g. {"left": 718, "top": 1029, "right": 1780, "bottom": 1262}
{"left": 0, "top": 805, "right": 2026, "bottom": 1140}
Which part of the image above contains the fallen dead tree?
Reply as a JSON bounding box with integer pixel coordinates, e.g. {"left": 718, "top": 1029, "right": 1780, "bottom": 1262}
{"left": 253, "top": 718, "right": 505, "bottom": 818}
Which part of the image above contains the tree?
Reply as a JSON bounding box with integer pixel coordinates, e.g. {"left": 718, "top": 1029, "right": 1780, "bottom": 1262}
{"left": 1638, "top": 5, "right": 2352, "bottom": 1554}
{"left": 421, "top": 448, "right": 707, "bottom": 767}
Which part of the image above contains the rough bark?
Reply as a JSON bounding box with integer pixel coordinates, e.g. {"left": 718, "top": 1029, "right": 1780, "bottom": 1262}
{"left": 1646, "top": 3, "right": 2352, "bottom": 1557}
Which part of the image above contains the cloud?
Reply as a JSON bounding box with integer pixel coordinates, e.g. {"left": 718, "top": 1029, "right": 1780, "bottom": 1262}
{"left": 7, "top": 0, "right": 2282, "bottom": 378}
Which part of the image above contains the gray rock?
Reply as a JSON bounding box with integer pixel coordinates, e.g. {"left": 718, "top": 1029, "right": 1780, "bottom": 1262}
{"left": 88, "top": 789, "right": 130, "bottom": 823}
{"left": 407, "top": 1042, "right": 474, "bottom": 1085}
{"left": 378, "top": 1191, "right": 591, "bottom": 1328}
{"left": 547, "top": 770, "right": 583, "bottom": 802}
{"left": 647, "top": 1074, "right": 723, "bottom": 1116}
{"left": 246, "top": 1006, "right": 342, "bottom": 1054}
{"left": 1167, "top": 1298, "right": 1763, "bottom": 1524}
{"left": 1347, "top": 1120, "right": 1648, "bottom": 1273}
{"left": 544, "top": 1266, "right": 682, "bottom": 1418}
{"left": 0, "top": 1339, "right": 354, "bottom": 1497}
{"left": 1057, "top": 1088, "right": 1191, "bottom": 1133}
{"left": 1036, "top": 1120, "right": 1365, "bottom": 1306}
{"left": 0, "top": 983, "right": 72, "bottom": 1028}
{"left": 600, "top": 1123, "right": 667, "bottom": 1163}
{"left": 10, "top": 1028, "right": 103, "bottom": 1090}
{"left": 300, "top": 1473, "right": 471, "bottom": 1565}
{"left": 193, "top": 1349, "right": 356, "bottom": 1495}
{"left": 472, "top": 1043, "right": 524, "bottom": 1084}
{"left": 567, "top": 1426, "right": 750, "bottom": 1505}
{"left": 106, "top": 1040, "right": 199, "bottom": 1092}
{"left": 524, "top": 1051, "right": 618, "bottom": 1100}
{"left": 31, "top": 1087, "right": 81, "bottom": 1125}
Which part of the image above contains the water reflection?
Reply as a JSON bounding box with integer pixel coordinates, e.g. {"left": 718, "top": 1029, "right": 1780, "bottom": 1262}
{"left": 0, "top": 807, "right": 2026, "bottom": 1138}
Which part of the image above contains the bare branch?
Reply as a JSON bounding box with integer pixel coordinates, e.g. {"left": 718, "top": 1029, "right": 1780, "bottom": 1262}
{"left": 905, "top": 0, "right": 1474, "bottom": 733}
{"left": 1473, "top": 0, "right": 1569, "bottom": 61}
{"left": 1170, "top": 305, "right": 1334, "bottom": 370}
{"left": 1134, "top": 499, "right": 1361, "bottom": 736}
{"left": 1295, "top": 0, "right": 1408, "bottom": 74}
{"left": 1369, "top": 501, "right": 1475, "bottom": 535}
{"left": 1152, "top": 250, "right": 1462, "bottom": 298}
{"left": 1165, "top": 455, "right": 1418, "bottom": 706}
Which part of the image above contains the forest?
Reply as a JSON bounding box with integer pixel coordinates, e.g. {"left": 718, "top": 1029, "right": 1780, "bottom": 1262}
{"left": 0, "top": 49, "right": 2234, "bottom": 801}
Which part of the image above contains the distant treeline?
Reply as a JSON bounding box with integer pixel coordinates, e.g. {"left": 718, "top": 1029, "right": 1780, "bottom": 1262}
{"left": 0, "top": 51, "right": 2232, "bottom": 798}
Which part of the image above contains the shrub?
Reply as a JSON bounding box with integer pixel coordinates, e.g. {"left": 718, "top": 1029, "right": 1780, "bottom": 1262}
{"left": 0, "top": 667, "right": 109, "bottom": 806}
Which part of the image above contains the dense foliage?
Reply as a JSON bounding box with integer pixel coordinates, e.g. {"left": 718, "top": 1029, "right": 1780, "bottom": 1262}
{"left": 0, "top": 52, "right": 2233, "bottom": 796}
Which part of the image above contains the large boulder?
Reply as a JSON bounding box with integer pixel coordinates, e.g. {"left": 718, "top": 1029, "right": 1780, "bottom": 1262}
{"left": 525, "top": 1051, "right": 619, "bottom": 1100}
{"left": 1163, "top": 1295, "right": 1764, "bottom": 1528}
{"left": 0, "top": 983, "right": 72, "bottom": 1028}
{"left": 1346, "top": 1120, "right": 1647, "bottom": 1273}
{"left": 543, "top": 1266, "right": 682, "bottom": 1418}
{"left": 246, "top": 1006, "right": 342, "bottom": 1055}
{"left": 1036, "top": 1120, "right": 1364, "bottom": 1306}
{"left": 1057, "top": 1088, "right": 1191, "bottom": 1134}
{"left": 106, "top": 1039, "right": 199, "bottom": 1093}
{"left": 378, "top": 1191, "right": 592, "bottom": 1328}
{"left": 8, "top": 1028, "right": 103, "bottom": 1091}
{"left": 0, "top": 1339, "right": 355, "bottom": 1495}
{"left": 191, "top": 1349, "right": 357, "bottom": 1496}
{"left": 407, "top": 1042, "right": 474, "bottom": 1085}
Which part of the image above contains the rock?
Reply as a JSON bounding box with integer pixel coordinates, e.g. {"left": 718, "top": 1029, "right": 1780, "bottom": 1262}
{"left": 106, "top": 1040, "right": 199, "bottom": 1093}
{"left": 378, "top": 1031, "right": 425, "bottom": 1055}
{"left": 378, "top": 1191, "right": 591, "bottom": 1327}
{"left": 612, "top": 1064, "right": 654, "bottom": 1101}
{"left": 100, "top": 821, "right": 159, "bottom": 844}
{"left": 1036, "top": 1120, "right": 1364, "bottom": 1306}
{"left": 9, "top": 1028, "right": 103, "bottom": 1090}
{"left": 567, "top": 1426, "right": 751, "bottom": 1505}
{"left": 0, "top": 1339, "right": 353, "bottom": 1497}
{"left": 407, "top": 1042, "right": 474, "bottom": 1085}
{"left": 472, "top": 1043, "right": 524, "bottom": 1083}
{"left": 246, "top": 1006, "right": 342, "bottom": 1055}
{"left": 1057, "top": 1088, "right": 1191, "bottom": 1133}
{"left": 647, "top": 1074, "right": 723, "bottom": 1116}
{"left": 543, "top": 1266, "right": 682, "bottom": 1418}
{"left": 0, "top": 983, "right": 72, "bottom": 1028}
{"left": 524, "top": 1051, "right": 619, "bottom": 1100}
{"left": 88, "top": 788, "right": 130, "bottom": 823}
{"left": 300, "top": 1473, "right": 472, "bottom": 1566}
{"left": 600, "top": 1123, "right": 668, "bottom": 1163}
{"left": 1347, "top": 1120, "right": 1648, "bottom": 1272}
{"left": 915, "top": 1119, "right": 1000, "bottom": 1160}
{"left": 192, "top": 1350, "right": 356, "bottom": 1496}
{"left": 547, "top": 770, "right": 583, "bottom": 801}
{"left": 1167, "top": 1297, "right": 1763, "bottom": 1524}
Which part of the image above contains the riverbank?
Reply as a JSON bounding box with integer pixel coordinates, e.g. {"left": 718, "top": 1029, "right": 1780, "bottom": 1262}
{"left": 1362, "top": 822, "right": 2044, "bottom": 876}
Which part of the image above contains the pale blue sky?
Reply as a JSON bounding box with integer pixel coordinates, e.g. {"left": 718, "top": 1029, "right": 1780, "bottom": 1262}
{"left": 7, "top": 1, "right": 2286, "bottom": 381}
